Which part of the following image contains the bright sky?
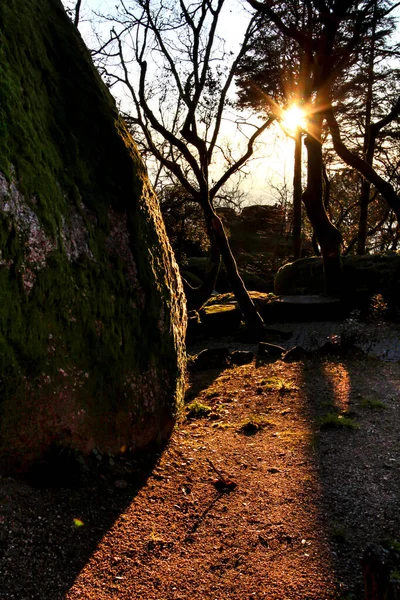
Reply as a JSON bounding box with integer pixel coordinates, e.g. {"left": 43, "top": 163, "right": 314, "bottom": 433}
{"left": 63, "top": 0, "right": 308, "bottom": 205}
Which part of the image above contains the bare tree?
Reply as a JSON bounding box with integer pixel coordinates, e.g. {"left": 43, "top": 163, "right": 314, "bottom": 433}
{"left": 62, "top": 0, "right": 82, "bottom": 26}
{"left": 93, "top": 0, "right": 277, "bottom": 328}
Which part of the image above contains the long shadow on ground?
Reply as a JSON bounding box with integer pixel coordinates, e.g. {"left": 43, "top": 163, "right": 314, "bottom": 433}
{"left": 2, "top": 353, "right": 400, "bottom": 599}
{"left": 299, "top": 355, "right": 400, "bottom": 597}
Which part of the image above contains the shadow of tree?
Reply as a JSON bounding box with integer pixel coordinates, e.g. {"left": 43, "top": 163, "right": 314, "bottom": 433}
{"left": 185, "top": 365, "right": 232, "bottom": 403}
{"left": 299, "top": 354, "right": 400, "bottom": 597}
{"left": 3, "top": 355, "right": 400, "bottom": 599}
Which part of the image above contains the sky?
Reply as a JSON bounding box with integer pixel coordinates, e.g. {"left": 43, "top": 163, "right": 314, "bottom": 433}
{"left": 61, "top": 0, "right": 299, "bottom": 206}
{"left": 63, "top": 0, "right": 400, "bottom": 207}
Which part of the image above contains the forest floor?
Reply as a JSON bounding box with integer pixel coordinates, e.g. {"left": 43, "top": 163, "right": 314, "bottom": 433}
{"left": 1, "top": 350, "right": 400, "bottom": 599}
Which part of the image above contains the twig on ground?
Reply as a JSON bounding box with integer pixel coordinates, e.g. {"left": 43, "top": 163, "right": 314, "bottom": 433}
{"left": 206, "top": 458, "right": 237, "bottom": 492}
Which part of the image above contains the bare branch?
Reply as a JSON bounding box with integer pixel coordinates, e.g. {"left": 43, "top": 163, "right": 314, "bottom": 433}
{"left": 210, "top": 115, "right": 275, "bottom": 198}
{"left": 326, "top": 106, "right": 400, "bottom": 222}
{"left": 207, "top": 13, "right": 258, "bottom": 161}
{"left": 74, "top": 0, "right": 82, "bottom": 27}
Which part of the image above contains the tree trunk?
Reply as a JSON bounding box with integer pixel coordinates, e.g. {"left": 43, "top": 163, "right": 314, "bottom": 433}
{"left": 74, "top": 0, "right": 82, "bottom": 26}
{"left": 302, "top": 117, "right": 342, "bottom": 296}
{"left": 183, "top": 222, "right": 221, "bottom": 311}
{"left": 358, "top": 180, "right": 372, "bottom": 255}
{"left": 357, "top": 127, "right": 377, "bottom": 254}
{"left": 357, "top": 5, "right": 377, "bottom": 255}
{"left": 293, "top": 127, "right": 302, "bottom": 260}
{"left": 362, "top": 545, "right": 400, "bottom": 600}
{"left": 201, "top": 200, "right": 264, "bottom": 329}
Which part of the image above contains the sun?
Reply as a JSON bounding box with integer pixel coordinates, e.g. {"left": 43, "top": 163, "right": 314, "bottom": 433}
{"left": 280, "top": 105, "right": 306, "bottom": 133}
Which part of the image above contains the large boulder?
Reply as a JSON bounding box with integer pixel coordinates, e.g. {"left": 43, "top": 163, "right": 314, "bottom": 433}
{"left": 0, "top": 0, "right": 186, "bottom": 473}
{"left": 275, "top": 257, "right": 325, "bottom": 296}
{"left": 274, "top": 254, "right": 400, "bottom": 312}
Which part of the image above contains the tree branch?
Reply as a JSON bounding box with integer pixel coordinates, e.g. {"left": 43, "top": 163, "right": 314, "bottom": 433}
{"left": 246, "top": 0, "right": 316, "bottom": 50}
{"left": 207, "top": 14, "right": 258, "bottom": 162}
{"left": 326, "top": 106, "right": 400, "bottom": 222}
{"left": 210, "top": 115, "right": 275, "bottom": 198}
{"left": 371, "top": 95, "right": 400, "bottom": 136}
{"left": 74, "top": 0, "right": 82, "bottom": 27}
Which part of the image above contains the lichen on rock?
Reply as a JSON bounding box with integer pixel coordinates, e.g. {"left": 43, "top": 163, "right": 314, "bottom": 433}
{"left": 0, "top": 0, "right": 186, "bottom": 474}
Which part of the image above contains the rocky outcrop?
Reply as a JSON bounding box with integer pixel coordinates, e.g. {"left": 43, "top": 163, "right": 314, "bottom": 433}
{"left": 222, "top": 204, "right": 288, "bottom": 255}
{"left": 184, "top": 205, "right": 291, "bottom": 294}
{"left": 274, "top": 254, "right": 400, "bottom": 313}
{"left": 0, "top": 0, "right": 186, "bottom": 472}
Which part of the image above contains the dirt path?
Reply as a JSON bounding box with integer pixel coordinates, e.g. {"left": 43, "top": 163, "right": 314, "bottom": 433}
{"left": 1, "top": 356, "right": 400, "bottom": 599}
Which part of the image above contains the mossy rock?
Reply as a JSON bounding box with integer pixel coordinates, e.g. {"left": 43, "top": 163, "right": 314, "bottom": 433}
{"left": 242, "top": 272, "right": 272, "bottom": 293}
{"left": 274, "top": 257, "right": 325, "bottom": 296}
{"left": 199, "top": 304, "right": 242, "bottom": 336}
{"left": 186, "top": 256, "right": 271, "bottom": 294}
{"left": 205, "top": 291, "right": 275, "bottom": 307}
{"left": 196, "top": 291, "right": 278, "bottom": 336}
{"left": 263, "top": 295, "right": 344, "bottom": 322}
{"left": 275, "top": 254, "right": 400, "bottom": 313}
{"left": 203, "top": 291, "right": 276, "bottom": 323}
{"left": 0, "top": 0, "right": 186, "bottom": 473}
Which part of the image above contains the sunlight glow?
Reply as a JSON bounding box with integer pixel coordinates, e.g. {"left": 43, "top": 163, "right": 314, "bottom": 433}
{"left": 281, "top": 105, "right": 306, "bottom": 133}
{"left": 322, "top": 361, "right": 351, "bottom": 413}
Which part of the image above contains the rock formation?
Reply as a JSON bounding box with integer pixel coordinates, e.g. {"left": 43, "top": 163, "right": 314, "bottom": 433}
{"left": 274, "top": 254, "right": 400, "bottom": 313}
{"left": 0, "top": 0, "right": 186, "bottom": 473}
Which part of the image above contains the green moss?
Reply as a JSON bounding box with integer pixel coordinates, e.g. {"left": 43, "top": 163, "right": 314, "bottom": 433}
{"left": 0, "top": 1, "right": 155, "bottom": 234}
{"left": 202, "top": 304, "right": 238, "bottom": 315}
{"left": 0, "top": 0, "right": 186, "bottom": 466}
{"left": 259, "top": 376, "right": 297, "bottom": 393}
{"left": 319, "top": 413, "right": 359, "bottom": 430}
{"left": 388, "top": 540, "right": 400, "bottom": 553}
{"left": 360, "top": 397, "right": 387, "bottom": 410}
{"left": 186, "top": 401, "right": 212, "bottom": 419}
{"left": 203, "top": 388, "right": 220, "bottom": 399}
{"left": 205, "top": 291, "right": 276, "bottom": 306}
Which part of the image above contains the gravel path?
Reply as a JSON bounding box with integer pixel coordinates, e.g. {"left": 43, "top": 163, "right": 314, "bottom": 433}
{"left": 188, "top": 320, "right": 400, "bottom": 362}
{"left": 2, "top": 357, "right": 399, "bottom": 599}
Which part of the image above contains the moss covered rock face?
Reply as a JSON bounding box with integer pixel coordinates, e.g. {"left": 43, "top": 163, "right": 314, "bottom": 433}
{"left": 274, "top": 254, "right": 400, "bottom": 312}
{"left": 0, "top": 0, "right": 186, "bottom": 473}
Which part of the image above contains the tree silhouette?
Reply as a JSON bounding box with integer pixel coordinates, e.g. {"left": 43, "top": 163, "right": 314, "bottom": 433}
{"left": 94, "top": 0, "right": 280, "bottom": 327}
{"left": 247, "top": 0, "right": 400, "bottom": 293}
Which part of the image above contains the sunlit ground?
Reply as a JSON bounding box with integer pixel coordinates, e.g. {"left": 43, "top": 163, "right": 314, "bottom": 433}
{"left": 1, "top": 357, "right": 391, "bottom": 599}
{"left": 322, "top": 362, "right": 351, "bottom": 413}
{"left": 66, "top": 361, "right": 341, "bottom": 599}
